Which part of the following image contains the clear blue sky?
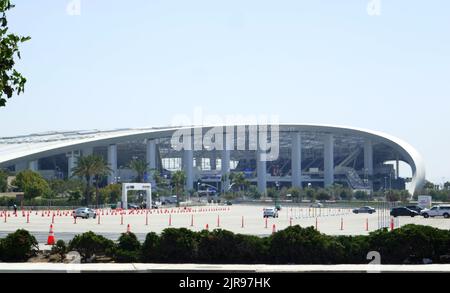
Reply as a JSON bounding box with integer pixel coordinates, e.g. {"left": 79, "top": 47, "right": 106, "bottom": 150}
{"left": 1, "top": 1, "right": 449, "bottom": 183}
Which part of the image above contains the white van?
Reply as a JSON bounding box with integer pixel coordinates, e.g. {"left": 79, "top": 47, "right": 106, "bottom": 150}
{"left": 421, "top": 205, "right": 450, "bottom": 218}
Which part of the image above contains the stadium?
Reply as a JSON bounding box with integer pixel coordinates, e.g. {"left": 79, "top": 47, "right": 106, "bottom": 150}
{"left": 0, "top": 124, "right": 425, "bottom": 195}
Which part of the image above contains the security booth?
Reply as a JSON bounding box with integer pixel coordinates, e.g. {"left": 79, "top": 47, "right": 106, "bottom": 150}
{"left": 121, "top": 183, "right": 152, "bottom": 210}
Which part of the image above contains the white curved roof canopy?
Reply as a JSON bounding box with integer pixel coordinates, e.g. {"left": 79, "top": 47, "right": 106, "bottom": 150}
{"left": 0, "top": 124, "right": 425, "bottom": 194}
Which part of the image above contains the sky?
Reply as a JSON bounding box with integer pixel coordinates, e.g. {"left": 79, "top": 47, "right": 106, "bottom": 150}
{"left": 0, "top": 0, "right": 449, "bottom": 183}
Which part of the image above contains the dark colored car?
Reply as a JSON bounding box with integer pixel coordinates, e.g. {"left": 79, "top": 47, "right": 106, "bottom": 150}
{"left": 390, "top": 207, "right": 419, "bottom": 217}
{"left": 406, "top": 205, "right": 424, "bottom": 213}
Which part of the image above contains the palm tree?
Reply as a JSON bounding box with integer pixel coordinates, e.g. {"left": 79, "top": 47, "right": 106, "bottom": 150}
{"left": 230, "top": 172, "right": 249, "bottom": 195}
{"left": 92, "top": 156, "right": 111, "bottom": 207}
{"left": 129, "top": 159, "right": 148, "bottom": 183}
{"left": 72, "top": 155, "right": 111, "bottom": 207}
{"left": 171, "top": 170, "right": 186, "bottom": 206}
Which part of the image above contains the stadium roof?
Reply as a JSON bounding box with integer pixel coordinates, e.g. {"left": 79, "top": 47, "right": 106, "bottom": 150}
{"left": 0, "top": 124, "right": 425, "bottom": 193}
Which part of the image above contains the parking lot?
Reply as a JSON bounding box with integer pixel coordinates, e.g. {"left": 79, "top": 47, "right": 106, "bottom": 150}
{"left": 1, "top": 204, "right": 449, "bottom": 242}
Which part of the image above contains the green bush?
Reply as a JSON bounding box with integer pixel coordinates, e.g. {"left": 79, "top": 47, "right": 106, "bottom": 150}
{"left": 234, "top": 234, "right": 270, "bottom": 264}
{"left": 51, "top": 240, "right": 67, "bottom": 262}
{"left": 158, "top": 228, "right": 198, "bottom": 263}
{"left": 197, "top": 229, "right": 238, "bottom": 263}
{"left": 141, "top": 232, "right": 161, "bottom": 262}
{"left": 113, "top": 232, "right": 141, "bottom": 263}
{"left": 68, "top": 231, "right": 115, "bottom": 262}
{"left": 0, "top": 229, "right": 38, "bottom": 262}
{"left": 269, "top": 225, "right": 345, "bottom": 264}
{"left": 367, "top": 224, "right": 450, "bottom": 264}
{"left": 335, "top": 235, "right": 370, "bottom": 264}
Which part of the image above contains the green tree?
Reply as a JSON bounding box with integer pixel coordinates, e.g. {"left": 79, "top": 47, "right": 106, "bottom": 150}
{"left": 316, "top": 188, "right": 331, "bottom": 201}
{"left": 247, "top": 185, "right": 261, "bottom": 199}
{"left": 171, "top": 170, "right": 186, "bottom": 206}
{"left": 303, "top": 187, "right": 316, "bottom": 201}
{"left": 338, "top": 188, "right": 353, "bottom": 201}
{"left": 0, "top": 169, "right": 8, "bottom": 192}
{"left": 129, "top": 158, "right": 148, "bottom": 183}
{"left": 354, "top": 190, "right": 369, "bottom": 201}
{"left": 72, "top": 155, "right": 111, "bottom": 206}
{"left": 0, "top": 0, "right": 30, "bottom": 107}
{"left": 152, "top": 169, "right": 170, "bottom": 195}
{"left": 99, "top": 183, "right": 121, "bottom": 204}
{"left": 287, "top": 187, "right": 301, "bottom": 202}
{"left": 229, "top": 172, "right": 249, "bottom": 194}
{"left": 423, "top": 181, "right": 436, "bottom": 190}
{"left": 444, "top": 182, "right": 450, "bottom": 190}
{"left": 12, "top": 170, "right": 50, "bottom": 199}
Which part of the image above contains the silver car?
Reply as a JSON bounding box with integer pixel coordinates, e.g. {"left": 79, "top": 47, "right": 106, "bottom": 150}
{"left": 352, "top": 206, "right": 376, "bottom": 214}
{"left": 263, "top": 208, "right": 279, "bottom": 218}
{"left": 73, "top": 207, "right": 97, "bottom": 219}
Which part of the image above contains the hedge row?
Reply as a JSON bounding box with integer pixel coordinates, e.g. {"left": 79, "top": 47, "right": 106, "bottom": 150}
{"left": 2, "top": 224, "right": 450, "bottom": 264}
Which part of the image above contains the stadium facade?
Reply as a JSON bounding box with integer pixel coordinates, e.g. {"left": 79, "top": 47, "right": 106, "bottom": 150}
{"left": 0, "top": 124, "right": 425, "bottom": 195}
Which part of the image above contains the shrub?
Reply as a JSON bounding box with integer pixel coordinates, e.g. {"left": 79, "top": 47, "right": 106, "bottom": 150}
{"left": 158, "top": 228, "right": 198, "bottom": 263}
{"left": 197, "top": 229, "right": 238, "bottom": 263}
{"left": 113, "top": 232, "right": 141, "bottom": 263}
{"left": 51, "top": 240, "right": 67, "bottom": 262}
{"left": 68, "top": 231, "right": 115, "bottom": 262}
{"left": 334, "top": 235, "right": 370, "bottom": 264}
{"left": 0, "top": 229, "right": 38, "bottom": 262}
{"left": 367, "top": 224, "right": 450, "bottom": 264}
{"left": 234, "top": 234, "right": 270, "bottom": 264}
{"left": 269, "top": 225, "right": 344, "bottom": 264}
{"left": 141, "top": 232, "right": 161, "bottom": 263}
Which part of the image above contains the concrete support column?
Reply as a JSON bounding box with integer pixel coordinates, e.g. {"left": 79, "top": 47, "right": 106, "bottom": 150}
{"left": 28, "top": 160, "right": 38, "bottom": 172}
{"left": 257, "top": 149, "right": 267, "bottom": 195}
{"left": 396, "top": 156, "right": 400, "bottom": 179}
{"left": 146, "top": 139, "right": 157, "bottom": 183}
{"left": 66, "top": 151, "right": 79, "bottom": 178}
{"left": 291, "top": 132, "right": 302, "bottom": 189}
{"left": 183, "top": 148, "right": 194, "bottom": 191}
{"left": 146, "top": 139, "right": 157, "bottom": 170}
{"left": 221, "top": 134, "right": 231, "bottom": 193}
{"left": 364, "top": 139, "right": 374, "bottom": 176}
{"left": 324, "top": 134, "right": 334, "bottom": 187}
{"left": 210, "top": 151, "right": 217, "bottom": 170}
{"left": 107, "top": 144, "right": 117, "bottom": 184}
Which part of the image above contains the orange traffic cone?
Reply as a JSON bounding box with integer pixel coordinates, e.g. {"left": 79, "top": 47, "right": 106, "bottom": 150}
{"left": 47, "top": 224, "right": 56, "bottom": 245}
{"left": 127, "top": 224, "right": 131, "bottom": 233}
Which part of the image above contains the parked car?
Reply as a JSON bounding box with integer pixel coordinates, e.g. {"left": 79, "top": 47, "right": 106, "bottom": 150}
{"left": 352, "top": 206, "right": 376, "bottom": 214}
{"left": 421, "top": 205, "right": 450, "bottom": 218}
{"left": 390, "top": 207, "right": 419, "bottom": 217}
{"left": 225, "top": 200, "right": 233, "bottom": 206}
{"left": 310, "top": 202, "right": 323, "bottom": 208}
{"left": 263, "top": 208, "right": 279, "bottom": 218}
{"left": 73, "top": 207, "right": 96, "bottom": 219}
{"left": 275, "top": 204, "right": 282, "bottom": 211}
{"left": 406, "top": 205, "right": 424, "bottom": 213}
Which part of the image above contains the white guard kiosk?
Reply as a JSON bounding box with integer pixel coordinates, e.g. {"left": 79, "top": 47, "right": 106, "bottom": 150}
{"left": 121, "top": 183, "right": 152, "bottom": 210}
